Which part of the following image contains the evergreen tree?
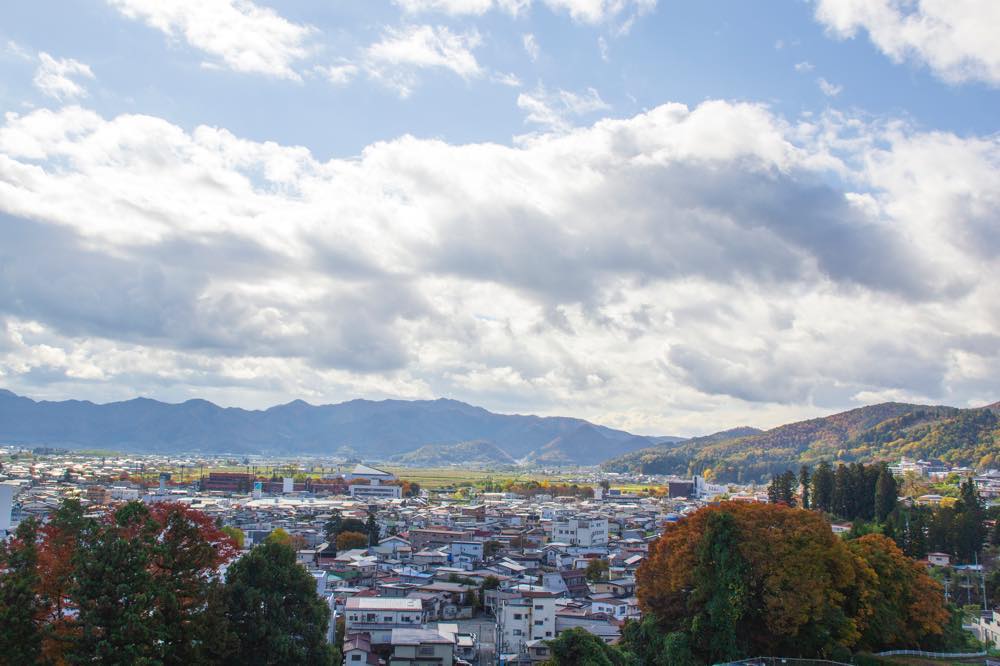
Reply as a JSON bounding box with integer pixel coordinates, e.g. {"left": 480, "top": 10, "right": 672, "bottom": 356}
{"left": 832, "top": 464, "right": 850, "bottom": 519}
{"left": 874, "top": 465, "right": 898, "bottom": 523}
{"left": 224, "top": 541, "right": 336, "bottom": 665}
{"left": 799, "top": 465, "right": 811, "bottom": 510}
{"left": 70, "top": 501, "right": 160, "bottom": 665}
{"left": 365, "top": 511, "right": 380, "bottom": 546}
{"left": 812, "top": 462, "right": 834, "bottom": 513}
{"left": 0, "top": 518, "right": 43, "bottom": 665}
{"left": 954, "top": 478, "right": 986, "bottom": 563}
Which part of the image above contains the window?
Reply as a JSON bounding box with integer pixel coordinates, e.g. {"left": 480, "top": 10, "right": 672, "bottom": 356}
{"left": 513, "top": 629, "right": 522, "bottom": 636}
{"left": 384, "top": 616, "right": 393, "bottom": 622}
{"left": 534, "top": 620, "right": 543, "bottom": 626}
{"left": 545, "top": 631, "right": 552, "bottom": 637}
{"left": 513, "top": 613, "right": 522, "bottom": 620}
{"left": 419, "top": 647, "right": 435, "bottom": 656}
{"left": 351, "top": 655, "right": 362, "bottom": 662}
{"left": 534, "top": 605, "right": 543, "bottom": 610}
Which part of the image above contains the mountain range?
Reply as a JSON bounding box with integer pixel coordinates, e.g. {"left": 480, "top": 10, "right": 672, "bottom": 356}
{"left": 603, "top": 401, "right": 1000, "bottom": 482}
{"left": 0, "top": 389, "right": 667, "bottom": 465}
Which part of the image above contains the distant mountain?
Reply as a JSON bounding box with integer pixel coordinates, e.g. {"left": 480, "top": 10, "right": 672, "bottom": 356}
{"left": 602, "top": 402, "right": 999, "bottom": 482}
{"left": 390, "top": 440, "right": 516, "bottom": 466}
{"left": 0, "top": 389, "right": 671, "bottom": 464}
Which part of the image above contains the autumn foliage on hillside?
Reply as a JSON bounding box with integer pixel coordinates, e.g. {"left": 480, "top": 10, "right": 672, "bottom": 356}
{"left": 636, "top": 502, "right": 948, "bottom": 662}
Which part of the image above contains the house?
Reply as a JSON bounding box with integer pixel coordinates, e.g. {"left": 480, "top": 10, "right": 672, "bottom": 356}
{"left": 343, "top": 633, "right": 379, "bottom": 665}
{"left": 496, "top": 591, "right": 559, "bottom": 655}
{"left": 345, "top": 597, "right": 425, "bottom": 645}
{"left": 928, "top": 552, "right": 951, "bottom": 566}
{"left": 389, "top": 628, "right": 455, "bottom": 666}
{"left": 550, "top": 517, "right": 608, "bottom": 547}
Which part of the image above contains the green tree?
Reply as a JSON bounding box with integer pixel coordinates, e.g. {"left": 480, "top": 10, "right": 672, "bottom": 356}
{"left": 585, "top": 558, "right": 610, "bottom": 582}
{"left": 221, "top": 526, "right": 245, "bottom": 549}
{"left": 812, "top": 461, "right": 834, "bottom": 513}
{"left": 544, "top": 627, "right": 636, "bottom": 665}
{"left": 365, "top": 511, "right": 380, "bottom": 546}
{"left": 70, "top": 501, "right": 160, "bottom": 665}
{"left": 224, "top": 541, "right": 335, "bottom": 665}
{"left": 0, "top": 518, "right": 43, "bottom": 665}
{"left": 689, "top": 511, "right": 748, "bottom": 663}
{"left": 323, "top": 509, "right": 342, "bottom": 542}
{"left": 874, "top": 465, "right": 898, "bottom": 523}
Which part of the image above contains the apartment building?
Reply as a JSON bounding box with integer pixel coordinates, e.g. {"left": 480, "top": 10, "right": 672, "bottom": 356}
{"left": 345, "top": 597, "right": 425, "bottom": 645}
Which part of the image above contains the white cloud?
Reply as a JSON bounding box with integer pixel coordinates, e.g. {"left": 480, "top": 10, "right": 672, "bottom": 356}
{"left": 815, "top": 0, "right": 1000, "bottom": 85}
{"left": 315, "top": 63, "right": 359, "bottom": 86}
{"left": 598, "top": 35, "right": 609, "bottom": 61}
{"left": 517, "top": 85, "right": 610, "bottom": 131}
{"left": 106, "top": 0, "right": 315, "bottom": 80}
{"left": 394, "top": 0, "right": 530, "bottom": 16}
{"left": 365, "top": 25, "right": 483, "bottom": 97}
{"left": 0, "top": 100, "right": 996, "bottom": 433}
{"left": 392, "top": 0, "right": 655, "bottom": 23}
{"left": 523, "top": 33, "right": 540, "bottom": 61}
{"left": 794, "top": 60, "right": 814, "bottom": 72}
{"left": 818, "top": 76, "right": 842, "bottom": 96}
{"left": 32, "top": 53, "right": 95, "bottom": 101}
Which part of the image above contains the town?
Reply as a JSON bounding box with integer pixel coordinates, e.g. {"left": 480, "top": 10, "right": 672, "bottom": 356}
{"left": 4, "top": 448, "right": 1000, "bottom": 665}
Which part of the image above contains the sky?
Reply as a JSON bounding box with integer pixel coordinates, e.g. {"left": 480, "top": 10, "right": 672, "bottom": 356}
{"left": 0, "top": 0, "right": 997, "bottom": 437}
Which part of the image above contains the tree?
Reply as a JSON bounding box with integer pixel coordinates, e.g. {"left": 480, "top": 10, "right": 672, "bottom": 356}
{"left": 637, "top": 502, "right": 949, "bottom": 660}
{"left": 266, "top": 527, "right": 292, "bottom": 547}
{"left": 812, "top": 461, "right": 834, "bottom": 513}
{"left": 69, "top": 501, "right": 161, "bottom": 664}
{"left": 832, "top": 464, "right": 851, "bottom": 518}
{"left": 221, "top": 526, "right": 245, "bottom": 549}
{"left": 688, "top": 511, "right": 749, "bottom": 663}
{"left": 146, "top": 503, "right": 239, "bottom": 665}
{"left": 0, "top": 518, "right": 43, "bottom": 664}
{"left": 543, "top": 627, "right": 635, "bottom": 665}
{"left": 767, "top": 470, "right": 796, "bottom": 507}
{"left": 585, "top": 559, "right": 610, "bottom": 582}
{"left": 874, "top": 465, "right": 898, "bottom": 523}
{"left": 323, "top": 509, "right": 342, "bottom": 542}
{"left": 224, "top": 541, "right": 335, "bottom": 665}
{"left": 336, "top": 531, "right": 369, "bottom": 551}
{"left": 847, "top": 534, "right": 949, "bottom": 650}
{"left": 37, "top": 497, "right": 86, "bottom": 662}
{"left": 365, "top": 511, "right": 380, "bottom": 546}
{"left": 799, "top": 465, "right": 811, "bottom": 510}
{"left": 484, "top": 540, "right": 503, "bottom": 559}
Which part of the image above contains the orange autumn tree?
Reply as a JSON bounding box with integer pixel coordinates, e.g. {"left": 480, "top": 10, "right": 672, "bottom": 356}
{"left": 636, "top": 502, "right": 947, "bottom": 662}
{"left": 847, "top": 534, "right": 949, "bottom": 651}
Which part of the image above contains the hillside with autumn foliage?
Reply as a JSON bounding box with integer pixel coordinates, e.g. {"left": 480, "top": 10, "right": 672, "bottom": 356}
{"left": 604, "top": 401, "right": 1000, "bottom": 482}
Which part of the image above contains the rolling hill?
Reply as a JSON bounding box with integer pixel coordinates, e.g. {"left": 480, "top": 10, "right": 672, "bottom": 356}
{"left": 0, "top": 389, "right": 670, "bottom": 464}
{"left": 602, "top": 402, "right": 1000, "bottom": 482}
{"left": 389, "top": 440, "right": 516, "bottom": 466}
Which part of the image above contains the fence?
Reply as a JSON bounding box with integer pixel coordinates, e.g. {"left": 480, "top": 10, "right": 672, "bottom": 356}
{"left": 716, "top": 654, "right": 988, "bottom": 666}
{"left": 875, "top": 650, "right": 987, "bottom": 658}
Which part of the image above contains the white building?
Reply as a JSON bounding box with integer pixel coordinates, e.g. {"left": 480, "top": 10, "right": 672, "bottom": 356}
{"left": 350, "top": 464, "right": 396, "bottom": 483}
{"left": 389, "top": 628, "right": 455, "bottom": 666}
{"left": 350, "top": 484, "right": 402, "bottom": 500}
{"left": 497, "top": 592, "right": 558, "bottom": 656}
{"left": 345, "top": 597, "right": 424, "bottom": 645}
{"left": 551, "top": 517, "right": 608, "bottom": 547}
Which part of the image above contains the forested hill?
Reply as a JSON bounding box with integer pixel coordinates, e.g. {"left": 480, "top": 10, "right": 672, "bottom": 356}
{"left": 602, "top": 401, "right": 1000, "bottom": 483}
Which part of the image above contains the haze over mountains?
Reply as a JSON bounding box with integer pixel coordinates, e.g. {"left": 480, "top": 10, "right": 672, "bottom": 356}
{"left": 0, "top": 389, "right": 663, "bottom": 466}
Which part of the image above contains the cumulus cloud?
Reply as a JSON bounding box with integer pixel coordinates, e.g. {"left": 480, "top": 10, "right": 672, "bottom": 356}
{"left": 33, "top": 53, "right": 95, "bottom": 101}
{"left": 365, "top": 25, "right": 483, "bottom": 96}
{"left": 815, "top": 0, "right": 1000, "bottom": 86}
{"left": 105, "top": 0, "right": 316, "bottom": 80}
{"left": 394, "top": 0, "right": 531, "bottom": 15}
{"left": 523, "top": 33, "right": 540, "bottom": 61}
{"left": 0, "top": 100, "right": 996, "bottom": 432}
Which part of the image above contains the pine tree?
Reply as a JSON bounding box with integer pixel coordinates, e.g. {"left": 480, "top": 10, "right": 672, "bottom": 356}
{"left": 365, "top": 511, "right": 380, "bottom": 546}
{"left": 689, "top": 511, "right": 749, "bottom": 662}
{"left": 224, "top": 541, "right": 336, "bottom": 665}
{"left": 812, "top": 462, "right": 834, "bottom": 513}
{"left": 0, "top": 518, "right": 43, "bottom": 664}
{"left": 874, "top": 465, "right": 898, "bottom": 523}
{"left": 70, "top": 501, "right": 160, "bottom": 665}
{"left": 832, "top": 464, "right": 850, "bottom": 519}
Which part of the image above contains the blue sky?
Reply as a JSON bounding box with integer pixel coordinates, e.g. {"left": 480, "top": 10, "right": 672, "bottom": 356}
{"left": 0, "top": 0, "right": 997, "bottom": 435}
